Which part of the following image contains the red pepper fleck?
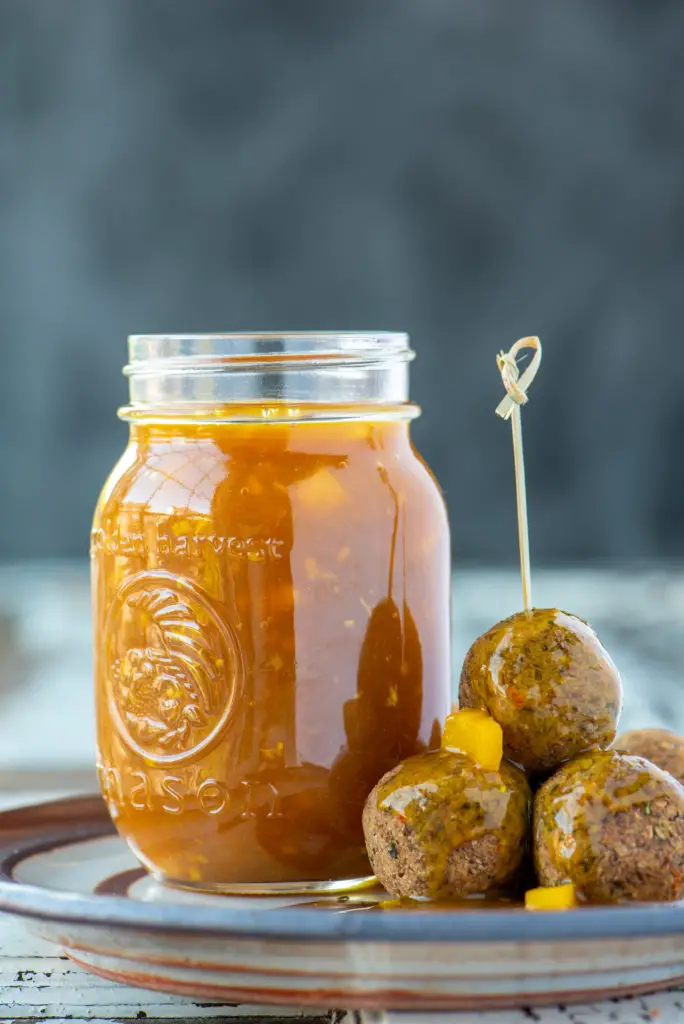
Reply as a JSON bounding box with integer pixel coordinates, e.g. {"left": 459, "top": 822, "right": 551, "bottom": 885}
{"left": 508, "top": 685, "right": 525, "bottom": 710}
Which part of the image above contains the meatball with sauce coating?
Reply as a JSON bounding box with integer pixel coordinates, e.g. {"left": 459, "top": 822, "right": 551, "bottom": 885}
{"left": 616, "top": 728, "right": 684, "bottom": 787}
{"left": 534, "top": 750, "right": 684, "bottom": 902}
{"left": 459, "top": 608, "right": 622, "bottom": 773}
{"left": 362, "top": 749, "right": 530, "bottom": 900}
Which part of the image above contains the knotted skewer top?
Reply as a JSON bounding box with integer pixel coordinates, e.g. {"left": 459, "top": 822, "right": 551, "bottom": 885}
{"left": 495, "top": 336, "right": 542, "bottom": 421}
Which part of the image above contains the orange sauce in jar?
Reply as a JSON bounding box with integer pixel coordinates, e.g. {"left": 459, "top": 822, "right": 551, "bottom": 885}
{"left": 92, "top": 338, "right": 451, "bottom": 893}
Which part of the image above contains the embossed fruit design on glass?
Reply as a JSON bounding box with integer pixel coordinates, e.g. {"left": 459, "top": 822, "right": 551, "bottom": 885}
{"left": 92, "top": 334, "right": 451, "bottom": 893}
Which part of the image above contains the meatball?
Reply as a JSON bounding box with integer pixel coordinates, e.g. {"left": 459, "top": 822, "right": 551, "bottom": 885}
{"left": 362, "top": 749, "right": 530, "bottom": 900}
{"left": 459, "top": 608, "right": 622, "bottom": 773}
{"left": 534, "top": 749, "right": 684, "bottom": 902}
{"left": 616, "top": 728, "right": 684, "bottom": 786}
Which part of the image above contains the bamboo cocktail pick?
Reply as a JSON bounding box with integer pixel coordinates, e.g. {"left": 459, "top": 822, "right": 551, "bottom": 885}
{"left": 495, "top": 336, "right": 542, "bottom": 614}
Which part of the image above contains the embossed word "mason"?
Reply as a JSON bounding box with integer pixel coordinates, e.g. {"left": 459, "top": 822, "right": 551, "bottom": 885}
{"left": 91, "top": 526, "right": 284, "bottom": 561}
{"left": 97, "top": 763, "right": 284, "bottom": 818}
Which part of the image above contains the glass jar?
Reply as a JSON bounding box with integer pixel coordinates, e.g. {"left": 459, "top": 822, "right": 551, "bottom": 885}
{"left": 92, "top": 333, "right": 451, "bottom": 894}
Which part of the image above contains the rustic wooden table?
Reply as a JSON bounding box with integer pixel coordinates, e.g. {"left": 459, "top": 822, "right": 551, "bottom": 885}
{"left": 2, "top": 563, "right": 684, "bottom": 1023}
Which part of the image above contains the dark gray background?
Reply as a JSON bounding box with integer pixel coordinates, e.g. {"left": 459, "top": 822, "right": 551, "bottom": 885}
{"left": 1, "top": 0, "right": 682, "bottom": 564}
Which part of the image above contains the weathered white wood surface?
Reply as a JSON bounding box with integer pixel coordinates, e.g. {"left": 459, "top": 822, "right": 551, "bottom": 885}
{"left": 362, "top": 1000, "right": 684, "bottom": 1024}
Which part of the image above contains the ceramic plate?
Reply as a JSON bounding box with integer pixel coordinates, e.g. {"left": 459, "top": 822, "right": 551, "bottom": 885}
{"left": 2, "top": 796, "right": 684, "bottom": 1011}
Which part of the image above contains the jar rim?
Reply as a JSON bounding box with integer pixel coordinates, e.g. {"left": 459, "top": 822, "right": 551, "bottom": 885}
{"left": 126, "top": 332, "right": 412, "bottom": 373}
{"left": 123, "top": 333, "right": 415, "bottom": 415}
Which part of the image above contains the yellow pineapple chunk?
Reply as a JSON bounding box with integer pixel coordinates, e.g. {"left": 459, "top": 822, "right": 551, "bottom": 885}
{"left": 296, "top": 469, "right": 346, "bottom": 510}
{"left": 441, "top": 708, "right": 503, "bottom": 771}
{"left": 525, "top": 883, "right": 577, "bottom": 911}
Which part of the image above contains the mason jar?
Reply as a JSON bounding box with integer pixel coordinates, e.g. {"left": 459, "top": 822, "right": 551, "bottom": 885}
{"left": 92, "top": 333, "right": 451, "bottom": 894}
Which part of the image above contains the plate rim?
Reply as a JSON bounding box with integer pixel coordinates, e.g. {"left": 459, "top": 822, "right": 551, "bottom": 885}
{"left": 2, "top": 794, "right": 684, "bottom": 944}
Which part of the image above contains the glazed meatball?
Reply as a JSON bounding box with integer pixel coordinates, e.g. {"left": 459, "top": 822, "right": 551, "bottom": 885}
{"left": 534, "top": 750, "right": 684, "bottom": 902}
{"left": 459, "top": 608, "right": 622, "bottom": 773}
{"left": 616, "top": 728, "right": 684, "bottom": 786}
{"left": 362, "top": 749, "right": 530, "bottom": 900}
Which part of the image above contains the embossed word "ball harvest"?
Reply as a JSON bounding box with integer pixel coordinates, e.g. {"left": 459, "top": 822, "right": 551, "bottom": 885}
{"left": 91, "top": 525, "right": 285, "bottom": 562}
